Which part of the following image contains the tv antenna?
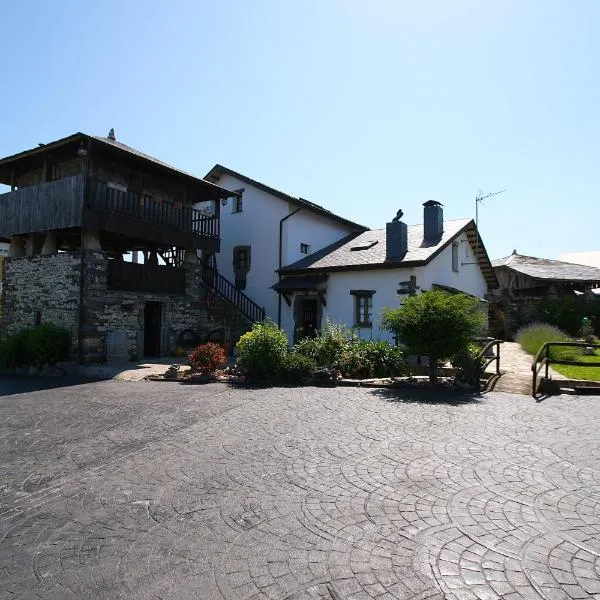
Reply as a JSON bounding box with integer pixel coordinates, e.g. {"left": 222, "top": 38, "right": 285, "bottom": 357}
{"left": 475, "top": 189, "right": 506, "bottom": 231}
{"left": 463, "top": 188, "right": 506, "bottom": 266}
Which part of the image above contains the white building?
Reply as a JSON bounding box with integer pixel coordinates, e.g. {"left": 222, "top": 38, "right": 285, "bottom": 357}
{"left": 558, "top": 251, "right": 600, "bottom": 269}
{"left": 276, "top": 201, "right": 497, "bottom": 343}
{"left": 200, "top": 167, "right": 496, "bottom": 344}
{"left": 202, "top": 165, "right": 367, "bottom": 325}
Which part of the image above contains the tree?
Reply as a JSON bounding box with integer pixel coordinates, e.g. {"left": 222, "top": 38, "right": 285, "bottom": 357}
{"left": 381, "top": 290, "right": 485, "bottom": 383}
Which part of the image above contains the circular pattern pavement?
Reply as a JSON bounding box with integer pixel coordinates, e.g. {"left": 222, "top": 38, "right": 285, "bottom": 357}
{"left": 1, "top": 381, "right": 599, "bottom": 599}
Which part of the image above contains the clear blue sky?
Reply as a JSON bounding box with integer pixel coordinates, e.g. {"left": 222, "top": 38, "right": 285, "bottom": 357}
{"left": 1, "top": 0, "right": 598, "bottom": 261}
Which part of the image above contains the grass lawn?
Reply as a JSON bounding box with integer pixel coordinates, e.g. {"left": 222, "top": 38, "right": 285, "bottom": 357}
{"left": 550, "top": 353, "right": 600, "bottom": 381}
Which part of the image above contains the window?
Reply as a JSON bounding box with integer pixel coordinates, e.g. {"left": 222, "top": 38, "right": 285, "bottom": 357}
{"left": 232, "top": 189, "right": 244, "bottom": 213}
{"left": 452, "top": 241, "right": 459, "bottom": 272}
{"left": 236, "top": 248, "right": 249, "bottom": 269}
{"left": 233, "top": 245, "right": 251, "bottom": 290}
{"left": 350, "top": 290, "right": 375, "bottom": 327}
{"left": 300, "top": 243, "right": 310, "bottom": 254}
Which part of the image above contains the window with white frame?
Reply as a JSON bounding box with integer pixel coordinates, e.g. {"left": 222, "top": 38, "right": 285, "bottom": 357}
{"left": 300, "top": 243, "right": 310, "bottom": 254}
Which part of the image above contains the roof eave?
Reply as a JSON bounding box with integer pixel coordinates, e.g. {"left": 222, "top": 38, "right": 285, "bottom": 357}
{"left": 204, "top": 164, "right": 368, "bottom": 231}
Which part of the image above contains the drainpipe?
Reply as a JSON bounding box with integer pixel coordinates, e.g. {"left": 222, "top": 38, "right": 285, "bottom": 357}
{"left": 277, "top": 207, "right": 302, "bottom": 327}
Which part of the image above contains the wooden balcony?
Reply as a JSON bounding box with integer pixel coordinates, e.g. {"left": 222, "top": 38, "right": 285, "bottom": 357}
{"left": 84, "top": 180, "right": 220, "bottom": 252}
{"left": 0, "top": 175, "right": 220, "bottom": 252}
{"left": 107, "top": 260, "right": 186, "bottom": 294}
{"left": 0, "top": 175, "right": 84, "bottom": 237}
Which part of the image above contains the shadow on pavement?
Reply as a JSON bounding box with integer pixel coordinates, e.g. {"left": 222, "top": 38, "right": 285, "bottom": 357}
{"left": 368, "top": 386, "right": 482, "bottom": 405}
{"left": 0, "top": 375, "right": 97, "bottom": 397}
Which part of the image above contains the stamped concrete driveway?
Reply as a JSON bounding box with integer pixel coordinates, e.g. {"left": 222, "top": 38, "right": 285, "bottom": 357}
{"left": 1, "top": 380, "right": 599, "bottom": 600}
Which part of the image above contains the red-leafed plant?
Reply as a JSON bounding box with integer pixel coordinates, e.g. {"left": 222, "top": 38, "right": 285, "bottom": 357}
{"left": 188, "top": 342, "right": 227, "bottom": 376}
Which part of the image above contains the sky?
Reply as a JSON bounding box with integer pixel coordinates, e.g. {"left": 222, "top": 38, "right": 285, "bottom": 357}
{"left": 1, "top": 0, "right": 598, "bottom": 261}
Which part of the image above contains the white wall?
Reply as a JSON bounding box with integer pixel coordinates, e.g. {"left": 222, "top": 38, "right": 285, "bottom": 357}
{"left": 418, "top": 231, "right": 488, "bottom": 298}
{"left": 198, "top": 174, "right": 360, "bottom": 323}
{"left": 282, "top": 210, "right": 353, "bottom": 267}
{"left": 280, "top": 231, "right": 489, "bottom": 343}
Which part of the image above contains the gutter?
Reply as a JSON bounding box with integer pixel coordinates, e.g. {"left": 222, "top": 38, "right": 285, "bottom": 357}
{"left": 277, "top": 207, "right": 303, "bottom": 327}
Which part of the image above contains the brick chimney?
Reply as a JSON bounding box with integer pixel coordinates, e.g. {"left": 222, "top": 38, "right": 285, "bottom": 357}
{"left": 423, "top": 200, "right": 443, "bottom": 241}
{"left": 386, "top": 210, "right": 408, "bottom": 261}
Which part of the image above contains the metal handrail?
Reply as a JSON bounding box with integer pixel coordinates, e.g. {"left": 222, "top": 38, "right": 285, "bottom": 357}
{"left": 475, "top": 339, "right": 503, "bottom": 393}
{"left": 532, "top": 341, "right": 600, "bottom": 398}
{"left": 201, "top": 263, "right": 265, "bottom": 324}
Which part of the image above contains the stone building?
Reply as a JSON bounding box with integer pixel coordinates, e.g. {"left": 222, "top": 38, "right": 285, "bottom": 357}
{"left": 488, "top": 251, "right": 600, "bottom": 338}
{"left": 0, "top": 131, "right": 263, "bottom": 362}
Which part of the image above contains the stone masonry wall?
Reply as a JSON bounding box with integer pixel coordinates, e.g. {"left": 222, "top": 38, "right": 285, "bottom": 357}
{"left": 2, "top": 253, "right": 81, "bottom": 355}
{"left": 1, "top": 250, "right": 252, "bottom": 363}
{"left": 82, "top": 252, "right": 251, "bottom": 363}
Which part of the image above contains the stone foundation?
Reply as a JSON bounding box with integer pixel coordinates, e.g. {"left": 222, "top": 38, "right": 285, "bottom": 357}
{"left": 2, "top": 251, "right": 252, "bottom": 363}
{"left": 2, "top": 252, "right": 81, "bottom": 356}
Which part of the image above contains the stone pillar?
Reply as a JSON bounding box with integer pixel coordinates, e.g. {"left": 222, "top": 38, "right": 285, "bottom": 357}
{"left": 83, "top": 230, "right": 102, "bottom": 251}
{"left": 25, "top": 236, "right": 36, "bottom": 257}
{"left": 9, "top": 236, "right": 25, "bottom": 258}
{"left": 41, "top": 232, "right": 58, "bottom": 255}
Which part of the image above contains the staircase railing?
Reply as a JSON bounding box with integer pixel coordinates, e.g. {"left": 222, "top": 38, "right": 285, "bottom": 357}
{"left": 475, "top": 338, "right": 503, "bottom": 393}
{"left": 201, "top": 263, "right": 265, "bottom": 324}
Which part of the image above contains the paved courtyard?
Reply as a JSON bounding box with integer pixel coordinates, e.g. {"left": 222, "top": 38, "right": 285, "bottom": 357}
{"left": 1, "top": 380, "right": 599, "bottom": 600}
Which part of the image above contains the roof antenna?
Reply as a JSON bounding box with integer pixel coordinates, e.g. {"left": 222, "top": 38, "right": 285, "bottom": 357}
{"left": 462, "top": 188, "right": 506, "bottom": 266}
{"left": 107, "top": 128, "right": 115, "bottom": 140}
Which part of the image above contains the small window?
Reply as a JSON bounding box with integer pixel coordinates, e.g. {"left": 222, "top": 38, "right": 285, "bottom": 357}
{"left": 452, "top": 241, "right": 459, "bottom": 272}
{"left": 236, "top": 248, "right": 249, "bottom": 269}
{"left": 232, "top": 189, "right": 244, "bottom": 213}
{"left": 350, "top": 290, "right": 375, "bottom": 327}
{"left": 300, "top": 243, "right": 310, "bottom": 255}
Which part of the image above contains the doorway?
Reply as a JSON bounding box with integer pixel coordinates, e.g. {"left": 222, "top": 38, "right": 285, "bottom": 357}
{"left": 144, "top": 301, "right": 162, "bottom": 357}
{"left": 294, "top": 297, "right": 320, "bottom": 342}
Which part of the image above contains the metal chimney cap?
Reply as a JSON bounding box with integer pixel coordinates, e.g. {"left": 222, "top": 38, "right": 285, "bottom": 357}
{"left": 423, "top": 200, "right": 443, "bottom": 207}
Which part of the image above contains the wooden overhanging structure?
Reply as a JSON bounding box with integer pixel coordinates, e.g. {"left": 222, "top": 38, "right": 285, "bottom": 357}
{"left": 271, "top": 275, "right": 328, "bottom": 306}
{"left": 0, "top": 132, "right": 239, "bottom": 254}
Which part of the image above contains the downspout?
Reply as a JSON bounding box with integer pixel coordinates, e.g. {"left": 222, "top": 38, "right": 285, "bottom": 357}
{"left": 277, "top": 207, "right": 302, "bottom": 327}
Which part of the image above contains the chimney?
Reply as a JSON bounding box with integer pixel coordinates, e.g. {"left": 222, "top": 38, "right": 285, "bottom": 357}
{"left": 386, "top": 209, "right": 408, "bottom": 261}
{"left": 423, "top": 200, "right": 443, "bottom": 241}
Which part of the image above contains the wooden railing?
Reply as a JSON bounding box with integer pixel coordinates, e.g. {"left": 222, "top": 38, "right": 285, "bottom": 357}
{"left": 532, "top": 341, "right": 600, "bottom": 398}
{"left": 88, "top": 179, "right": 219, "bottom": 238}
{"left": 201, "top": 263, "right": 265, "bottom": 323}
{"left": 107, "top": 260, "right": 186, "bottom": 294}
{"left": 0, "top": 175, "right": 84, "bottom": 237}
{"left": 475, "top": 339, "right": 503, "bottom": 393}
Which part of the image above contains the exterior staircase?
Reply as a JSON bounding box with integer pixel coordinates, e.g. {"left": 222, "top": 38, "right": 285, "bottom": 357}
{"left": 200, "top": 262, "right": 265, "bottom": 324}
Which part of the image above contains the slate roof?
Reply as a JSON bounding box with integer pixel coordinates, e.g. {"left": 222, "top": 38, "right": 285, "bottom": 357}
{"left": 492, "top": 253, "right": 600, "bottom": 282}
{"left": 0, "top": 133, "right": 235, "bottom": 198}
{"left": 280, "top": 218, "right": 498, "bottom": 289}
{"left": 204, "top": 164, "right": 368, "bottom": 232}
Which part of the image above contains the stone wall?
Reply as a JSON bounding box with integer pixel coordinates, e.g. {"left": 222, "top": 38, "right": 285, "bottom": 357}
{"left": 2, "top": 253, "right": 81, "bottom": 355}
{"left": 2, "top": 250, "right": 252, "bottom": 363}
{"left": 81, "top": 252, "right": 251, "bottom": 363}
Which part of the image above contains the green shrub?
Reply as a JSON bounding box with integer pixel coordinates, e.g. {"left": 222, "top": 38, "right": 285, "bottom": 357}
{"left": 338, "top": 340, "right": 407, "bottom": 379}
{"left": 451, "top": 342, "right": 481, "bottom": 386}
{"left": 382, "top": 290, "right": 485, "bottom": 382}
{"left": 516, "top": 322, "right": 570, "bottom": 357}
{"left": 188, "top": 342, "right": 227, "bottom": 375}
{"left": 0, "top": 324, "right": 70, "bottom": 367}
{"left": 294, "top": 320, "right": 352, "bottom": 367}
{"left": 275, "top": 352, "right": 316, "bottom": 385}
{"left": 236, "top": 320, "right": 289, "bottom": 380}
{"left": 0, "top": 329, "right": 33, "bottom": 367}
